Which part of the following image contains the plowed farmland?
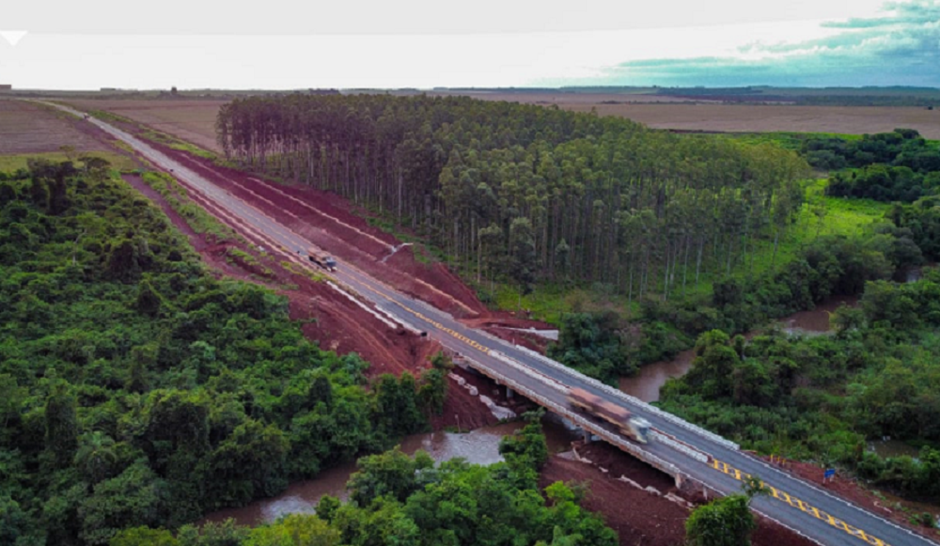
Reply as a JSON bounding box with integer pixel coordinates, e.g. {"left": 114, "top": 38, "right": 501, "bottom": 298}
{"left": 60, "top": 94, "right": 940, "bottom": 144}
{"left": 63, "top": 98, "right": 228, "bottom": 152}
{"left": 0, "top": 99, "right": 107, "bottom": 154}
{"left": 435, "top": 92, "right": 940, "bottom": 139}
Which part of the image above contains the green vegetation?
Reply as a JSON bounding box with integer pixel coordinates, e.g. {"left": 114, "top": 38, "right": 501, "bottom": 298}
{"left": 888, "top": 197, "right": 940, "bottom": 261}
{"left": 111, "top": 418, "right": 618, "bottom": 546}
{"left": 685, "top": 477, "right": 768, "bottom": 546}
{"left": 658, "top": 264, "right": 940, "bottom": 502}
{"left": 84, "top": 109, "right": 135, "bottom": 125}
{"left": 218, "top": 94, "right": 810, "bottom": 305}
{"left": 548, "top": 229, "right": 917, "bottom": 381}
{"left": 139, "top": 171, "right": 237, "bottom": 243}
{"left": 0, "top": 151, "right": 136, "bottom": 175}
{"left": 801, "top": 129, "right": 940, "bottom": 202}
{"left": 723, "top": 131, "right": 862, "bottom": 153}
{"left": 280, "top": 260, "right": 327, "bottom": 283}
{"left": 141, "top": 130, "right": 217, "bottom": 160}
{"left": 0, "top": 161, "right": 446, "bottom": 545}
{"left": 495, "top": 180, "right": 889, "bottom": 324}
{"left": 224, "top": 248, "right": 274, "bottom": 279}
{"left": 547, "top": 312, "right": 663, "bottom": 381}
{"left": 830, "top": 164, "right": 940, "bottom": 202}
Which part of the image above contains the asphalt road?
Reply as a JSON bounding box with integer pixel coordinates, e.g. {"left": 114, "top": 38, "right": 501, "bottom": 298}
{"left": 47, "top": 101, "right": 936, "bottom": 546}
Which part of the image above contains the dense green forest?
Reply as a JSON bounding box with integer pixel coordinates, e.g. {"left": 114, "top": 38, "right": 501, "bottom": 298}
{"left": 103, "top": 418, "right": 620, "bottom": 546}
{"left": 216, "top": 94, "right": 809, "bottom": 300}
{"left": 0, "top": 161, "right": 446, "bottom": 545}
{"left": 803, "top": 129, "right": 940, "bottom": 202}
{"left": 657, "top": 267, "right": 940, "bottom": 502}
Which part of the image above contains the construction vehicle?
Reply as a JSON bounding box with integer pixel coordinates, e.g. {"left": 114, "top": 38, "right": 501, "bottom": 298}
{"left": 307, "top": 247, "right": 337, "bottom": 272}
{"left": 567, "top": 387, "right": 651, "bottom": 444}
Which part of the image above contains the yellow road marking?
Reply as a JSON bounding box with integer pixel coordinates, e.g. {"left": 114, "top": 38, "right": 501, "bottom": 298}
{"left": 710, "top": 457, "right": 891, "bottom": 546}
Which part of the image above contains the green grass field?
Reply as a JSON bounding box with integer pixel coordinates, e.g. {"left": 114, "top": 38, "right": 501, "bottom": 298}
{"left": 723, "top": 132, "right": 864, "bottom": 151}
{"left": 0, "top": 151, "right": 138, "bottom": 173}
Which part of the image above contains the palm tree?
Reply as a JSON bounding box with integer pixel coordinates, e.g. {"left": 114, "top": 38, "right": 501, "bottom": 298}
{"left": 74, "top": 431, "right": 117, "bottom": 484}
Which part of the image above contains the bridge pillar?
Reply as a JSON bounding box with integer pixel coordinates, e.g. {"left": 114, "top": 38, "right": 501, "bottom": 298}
{"left": 581, "top": 430, "right": 592, "bottom": 443}
{"left": 506, "top": 387, "right": 514, "bottom": 399}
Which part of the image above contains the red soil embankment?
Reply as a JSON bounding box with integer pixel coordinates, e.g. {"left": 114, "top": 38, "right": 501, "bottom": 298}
{"left": 544, "top": 442, "right": 820, "bottom": 546}
{"left": 540, "top": 455, "right": 688, "bottom": 546}
{"left": 147, "top": 143, "right": 486, "bottom": 318}
{"left": 122, "top": 172, "right": 496, "bottom": 428}
{"left": 124, "top": 174, "right": 422, "bottom": 375}
{"left": 108, "top": 117, "right": 553, "bottom": 334}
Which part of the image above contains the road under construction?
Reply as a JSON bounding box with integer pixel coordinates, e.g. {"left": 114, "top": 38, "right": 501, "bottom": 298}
{"left": 43, "top": 100, "right": 937, "bottom": 546}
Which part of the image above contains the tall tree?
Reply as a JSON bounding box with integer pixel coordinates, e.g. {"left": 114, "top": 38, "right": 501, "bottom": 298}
{"left": 44, "top": 382, "right": 79, "bottom": 469}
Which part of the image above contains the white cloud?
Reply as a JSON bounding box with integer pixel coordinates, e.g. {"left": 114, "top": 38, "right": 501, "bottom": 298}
{"left": 0, "top": 0, "right": 930, "bottom": 89}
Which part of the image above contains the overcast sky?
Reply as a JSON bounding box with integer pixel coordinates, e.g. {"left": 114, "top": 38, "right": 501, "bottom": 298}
{"left": 1, "top": 0, "right": 937, "bottom": 89}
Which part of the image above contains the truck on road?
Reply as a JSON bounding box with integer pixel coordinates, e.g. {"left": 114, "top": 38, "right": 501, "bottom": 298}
{"left": 568, "top": 387, "right": 651, "bottom": 444}
{"left": 307, "top": 247, "right": 337, "bottom": 272}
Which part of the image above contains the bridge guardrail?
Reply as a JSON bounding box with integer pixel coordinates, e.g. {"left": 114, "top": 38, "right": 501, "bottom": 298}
{"left": 649, "top": 431, "right": 710, "bottom": 464}
{"left": 491, "top": 345, "right": 713, "bottom": 465}
{"left": 465, "top": 353, "right": 690, "bottom": 483}
{"left": 508, "top": 344, "right": 740, "bottom": 451}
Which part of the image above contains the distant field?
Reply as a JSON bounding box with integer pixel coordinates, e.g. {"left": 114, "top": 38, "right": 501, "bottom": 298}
{"left": 61, "top": 98, "right": 227, "bottom": 153}
{"left": 0, "top": 99, "right": 137, "bottom": 171}
{"left": 57, "top": 95, "right": 940, "bottom": 147}
{"left": 0, "top": 100, "right": 105, "bottom": 154}
{"left": 429, "top": 92, "right": 723, "bottom": 104}
{"left": 438, "top": 93, "right": 940, "bottom": 139}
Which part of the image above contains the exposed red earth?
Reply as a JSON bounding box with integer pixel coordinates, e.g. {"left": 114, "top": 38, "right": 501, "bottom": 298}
{"left": 431, "top": 364, "right": 538, "bottom": 431}
{"left": 123, "top": 174, "right": 431, "bottom": 374}
{"left": 460, "top": 316, "right": 557, "bottom": 352}
{"left": 153, "top": 144, "right": 487, "bottom": 318}
{"left": 96, "top": 114, "right": 558, "bottom": 329}
{"left": 134, "top": 170, "right": 508, "bottom": 427}
{"left": 540, "top": 455, "right": 689, "bottom": 546}
{"left": 548, "top": 442, "right": 819, "bottom": 546}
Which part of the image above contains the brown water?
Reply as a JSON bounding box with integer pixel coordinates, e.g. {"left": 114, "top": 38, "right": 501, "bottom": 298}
{"left": 868, "top": 439, "right": 921, "bottom": 459}
{"left": 200, "top": 419, "right": 577, "bottom": 527}
{"left": 618, "top": 349, "right": 696, "bottom": 403}
{"left": 778, "top": 295, "right": 859, "bottom": 337}
{"left": 619, "top": 295, "right": 860, "bottom": 403}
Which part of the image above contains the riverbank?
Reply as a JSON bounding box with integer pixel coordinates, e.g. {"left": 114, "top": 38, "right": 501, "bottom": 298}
{"left": 619, "top": 294, "right": 857, "bottom": 402}
{"left": 200, "top": 418, "right": 579, "bottom": 527}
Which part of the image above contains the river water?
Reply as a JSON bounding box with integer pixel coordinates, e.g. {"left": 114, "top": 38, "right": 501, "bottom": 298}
{"left": 200, "top": 418, "right": 578, "bottom": 527}
{"left": 619, "top": 295, "right": 860, "bottom": 403}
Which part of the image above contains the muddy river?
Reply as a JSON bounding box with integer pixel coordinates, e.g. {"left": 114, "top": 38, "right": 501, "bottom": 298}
{"left": 619, "top": 295, "right": 860, "bottom": 403}
{"left": 200, "top": 418, "right": 578, "bottom": 527}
